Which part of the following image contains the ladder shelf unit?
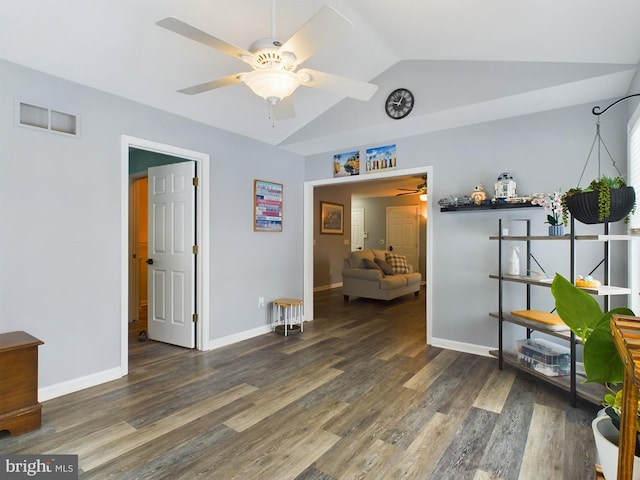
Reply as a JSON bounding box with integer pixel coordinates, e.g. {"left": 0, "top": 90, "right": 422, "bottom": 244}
{"left": 490, "top": 217, "right": 630, "bottom": 407}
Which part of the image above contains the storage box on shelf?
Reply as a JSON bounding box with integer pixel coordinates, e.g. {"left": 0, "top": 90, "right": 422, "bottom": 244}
{"left": 489, "top": 217, "right": 630, "bottom": 407}
{"left": 517, "top": 338, "right": 570, "bottom": 377}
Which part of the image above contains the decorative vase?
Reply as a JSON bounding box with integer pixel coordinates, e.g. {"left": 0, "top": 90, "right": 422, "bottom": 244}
{"left": 566, "top": 186, "right": 636, "bottom": 224}
{"left": 592, "top": 415, "right": 640, "bottom": 480}
{"left": 548, "top": 225, "right": 564, "bottom": 236}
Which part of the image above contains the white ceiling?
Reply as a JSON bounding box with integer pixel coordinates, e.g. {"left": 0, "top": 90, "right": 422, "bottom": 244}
{"left": 2, "top": 1, "right": 640, "bottom": 156}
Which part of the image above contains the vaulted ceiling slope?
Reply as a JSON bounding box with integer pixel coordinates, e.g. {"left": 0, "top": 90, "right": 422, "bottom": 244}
{"left": 2, "top": 1, "right": 639, "bottom": 156}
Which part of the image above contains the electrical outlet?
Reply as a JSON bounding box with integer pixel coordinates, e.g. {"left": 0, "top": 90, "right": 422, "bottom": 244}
{"left": 258, "top": 297, "right": 265, "bottom": 308}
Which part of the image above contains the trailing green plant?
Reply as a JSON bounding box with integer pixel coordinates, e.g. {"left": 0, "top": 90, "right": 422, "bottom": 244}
{"left": 560, "top": 176, "right": 636, "bottom": 225}
{"left": 560, "top": 187, "right": 582, "bottom": 226}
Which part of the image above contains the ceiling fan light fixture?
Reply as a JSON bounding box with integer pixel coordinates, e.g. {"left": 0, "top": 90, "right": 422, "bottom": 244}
{"left": 242, "top": 68, "right": 301, "bottom": 104}
{"left": 419, "top": 193, "right": 428, "bottom": 202}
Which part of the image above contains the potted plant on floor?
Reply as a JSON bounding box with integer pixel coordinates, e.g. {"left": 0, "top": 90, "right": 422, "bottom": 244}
{"left": 561, "top": 176, "right": 636, "bottom": 226}
{"left": 551, "top": 273, "right": 637, "bottom": 478}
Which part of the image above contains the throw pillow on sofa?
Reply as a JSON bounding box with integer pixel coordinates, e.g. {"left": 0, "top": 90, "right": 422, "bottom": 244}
{"left": 374, "top": 258, "right": 394, "bottom": 275}
{"left": 362, "top": 258, "right": 382, "bottom": 271}
{"left": 385, "top": 253, "right": 409, "bottom": 274}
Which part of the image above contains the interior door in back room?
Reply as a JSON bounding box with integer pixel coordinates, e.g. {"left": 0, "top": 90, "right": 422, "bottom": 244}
{"left": 147, "top": 162, "right": 196, "bottom": 348}
{"left": 386, "top": 205, "right": 418, "bottom": 269}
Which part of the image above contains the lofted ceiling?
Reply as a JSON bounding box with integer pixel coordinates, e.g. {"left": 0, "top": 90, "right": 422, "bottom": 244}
{"left": 2, "top": 1, "right": 640, "bottom": 156}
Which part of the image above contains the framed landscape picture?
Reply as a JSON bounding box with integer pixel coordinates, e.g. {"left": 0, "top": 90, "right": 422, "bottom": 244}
{"left": 320, "top": 201, "right": 344, "bottom": 234}
{"left": 254, "top": 180, "right": 283, "bottom": 232}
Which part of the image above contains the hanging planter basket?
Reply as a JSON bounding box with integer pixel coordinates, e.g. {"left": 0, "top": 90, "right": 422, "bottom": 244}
{"left": 566, "top": 186, "right": 636, "bottom": 224}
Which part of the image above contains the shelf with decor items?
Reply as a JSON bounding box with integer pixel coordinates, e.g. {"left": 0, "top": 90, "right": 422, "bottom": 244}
{"left": 439, "top": 201, "right": 540, "bottom": 213}
{"left": 489, "top": 217, "right": 630, "bottom": 407}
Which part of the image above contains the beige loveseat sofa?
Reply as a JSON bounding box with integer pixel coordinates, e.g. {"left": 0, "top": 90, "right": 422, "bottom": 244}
{"left": 342, "top": 249, "right": 422, "bottom": 301}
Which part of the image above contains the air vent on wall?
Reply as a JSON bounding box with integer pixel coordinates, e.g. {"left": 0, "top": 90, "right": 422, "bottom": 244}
{"left": 16, "top": 101, "right": 78, "bottom": 136}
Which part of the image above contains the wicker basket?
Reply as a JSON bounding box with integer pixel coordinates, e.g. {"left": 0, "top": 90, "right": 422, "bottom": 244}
{"left": 566, "top": 186, "right": 635, "bottom": 224}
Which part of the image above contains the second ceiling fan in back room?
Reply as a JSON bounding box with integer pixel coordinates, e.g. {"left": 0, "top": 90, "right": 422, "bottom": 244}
{"left": 396, "top": 175, "right": 428, "bottom": 201}
{"left": 156, "top": 2, "right": 378, "bottom": 120}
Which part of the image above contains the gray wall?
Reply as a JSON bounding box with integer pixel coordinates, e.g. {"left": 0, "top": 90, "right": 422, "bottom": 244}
{"left": 306, "top": 101, "right": 629, "bottom": 350}
{"left": 0, "top": 59, "right": 304, "bottom": 391}
{"left": 313, "top": 185, "right": 352, "bottom": 287}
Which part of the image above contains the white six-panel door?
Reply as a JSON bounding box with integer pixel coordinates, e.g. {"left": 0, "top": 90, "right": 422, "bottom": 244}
{"left": 147, "top": 162, "right": 196, "bottom": 348}
{"left": 386, "top": 205, "right": 419, "bottom": 269}
{"left": 351, "top": 207, "right": 365, "bottom": 251}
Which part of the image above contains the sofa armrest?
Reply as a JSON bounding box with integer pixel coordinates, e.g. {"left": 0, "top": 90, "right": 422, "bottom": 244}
{"left": 341, "top": 268, "right": 382, "bottom": 281}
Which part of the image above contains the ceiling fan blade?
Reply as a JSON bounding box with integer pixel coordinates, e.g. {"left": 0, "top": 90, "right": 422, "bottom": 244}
{"left": 274, "top": 96, "right": 296, "bottom": 120}
{"left": 396, "top": 191, "right": 418, "bottom": 196}
{"left": 298, "top": 68, "right": 378, "bottom": 101}
{"left": 157, "top": 17, "right": 252, "bottom": 62}
{"left": 279, "top": 6, "right": 352, "bottom": 65}
{"left": 177, "top": 74, "right": 244, "bottom": 95}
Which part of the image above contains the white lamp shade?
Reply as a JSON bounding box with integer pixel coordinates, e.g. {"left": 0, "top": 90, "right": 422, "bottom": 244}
{"left": 242, "top": 69, "right": 302, "bottom": 104}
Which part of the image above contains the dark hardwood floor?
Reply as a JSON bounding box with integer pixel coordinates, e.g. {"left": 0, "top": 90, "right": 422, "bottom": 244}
{"left": 1, "top": 287, "right": 599, "bottom": 479}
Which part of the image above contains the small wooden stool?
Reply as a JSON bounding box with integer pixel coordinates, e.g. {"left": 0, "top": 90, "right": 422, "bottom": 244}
{"left": 272, "top": 298, "right": 303, "bottom": 336}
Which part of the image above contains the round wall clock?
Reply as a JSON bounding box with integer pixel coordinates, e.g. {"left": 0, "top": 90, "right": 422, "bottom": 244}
{"left": 385, "top": 88, "right": 414, "bottom": 119}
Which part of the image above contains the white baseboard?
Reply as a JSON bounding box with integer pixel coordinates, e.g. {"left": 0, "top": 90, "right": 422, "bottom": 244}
{"left": 430, "top": 337, "right": 494, "bottom": 357}
{"left": 38, "top": 366, "right": 124, "bottom": 402}
{"left": 204, "top": 325, "right": 272, "bottom": 350}
{"left": 313, "top": 282, "right": 342, "bottom": 292}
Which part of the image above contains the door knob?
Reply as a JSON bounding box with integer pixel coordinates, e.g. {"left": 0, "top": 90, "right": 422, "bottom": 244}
{"left": 146, "top": 258, "right": 154, "bottom": 265}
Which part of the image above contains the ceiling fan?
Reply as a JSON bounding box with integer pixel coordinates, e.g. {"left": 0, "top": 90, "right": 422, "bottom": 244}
{"left": 156, "top": 3, "right": 378, "bottom": 112}
{"left": 396, "top": 175, "right": 428, "bottom": 199}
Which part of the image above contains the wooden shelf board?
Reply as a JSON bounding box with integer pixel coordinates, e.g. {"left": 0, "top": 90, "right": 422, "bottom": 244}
{"left": 489, "top": 235, "right": 569, "bottom": 241}
{"left": 489, "top": 274, "right": 631, "bottom": 295}
{"left": 489, "top": 234, "right": 630, "bottom": 241}
{"left": 489, "top": 312, "right": 573, "bottom": 339}
{"left": 488, "top": 350, "right": 605, "bottom": 405}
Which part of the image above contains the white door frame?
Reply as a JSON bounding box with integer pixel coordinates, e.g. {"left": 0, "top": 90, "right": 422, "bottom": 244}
{"left": 120, "top": 136, "right": 210, "bottom": 375}
{"left": 303, "top": 166, "right": 433, "bottom": 344}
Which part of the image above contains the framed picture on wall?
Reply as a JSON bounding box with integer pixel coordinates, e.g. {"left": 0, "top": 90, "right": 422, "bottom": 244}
{"left": 254, "top": 180, "right": 283, "bottom": 232}
{"left": 333, "top": 150, "right": 360, "bottom": 177}
{"left": 320, "top": 201, "right": 344, "bottom": 234}
{"left": 365, "top": 144, "right": 396, "bottom": 173}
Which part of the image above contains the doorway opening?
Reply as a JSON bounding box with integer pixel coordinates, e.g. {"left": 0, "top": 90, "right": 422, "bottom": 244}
{"left": 303, "top": 166, "right": 433, "bottom": 344}
{"left": 120, "top": 136, "right": 210, "bottom": 376}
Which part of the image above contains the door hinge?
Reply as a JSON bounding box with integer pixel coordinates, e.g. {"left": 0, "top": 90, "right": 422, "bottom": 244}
{"left": 192, "top": 245, "right": 198, "bottom": 254}
{"left": 192, "top": 313, "right": 198, "bottom": 323}
{"left": 192, "top": 177, "right": 199, "bottom": 187}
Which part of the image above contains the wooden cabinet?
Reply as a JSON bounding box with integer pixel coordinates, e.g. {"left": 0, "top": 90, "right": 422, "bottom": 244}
{"left": 0, "top": 331, "right": 44, "bottom": 435}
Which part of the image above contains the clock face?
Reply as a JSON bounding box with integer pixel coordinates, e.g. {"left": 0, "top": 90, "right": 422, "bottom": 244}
{"left": 385, "top": 88, "right": 414, "bottom": 119}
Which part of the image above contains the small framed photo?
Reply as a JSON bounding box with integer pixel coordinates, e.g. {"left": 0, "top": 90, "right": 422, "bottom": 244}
{"left": 365, "top": 144, "right": 396, "bottom": 173}
{"left": 320, "top": 202, "right": 344, "bottom": 235}
{"left": 254, "top": 180, "right": 283, "bottom": 232}
{"left": 333, "top": 150, "right": 360, "bottom": 177}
